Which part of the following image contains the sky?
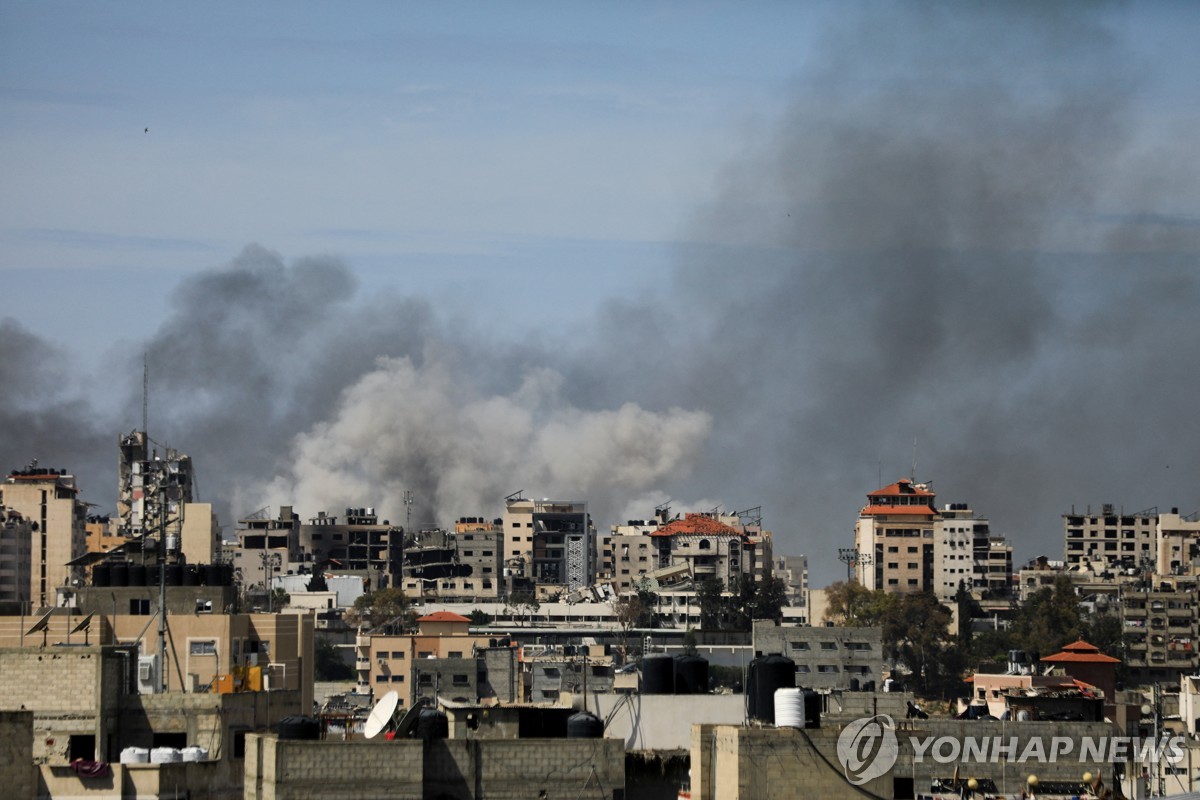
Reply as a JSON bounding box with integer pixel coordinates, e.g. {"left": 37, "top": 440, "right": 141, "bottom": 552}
{"left": 3, "top": 2, "right": 1200, "bottom": 588}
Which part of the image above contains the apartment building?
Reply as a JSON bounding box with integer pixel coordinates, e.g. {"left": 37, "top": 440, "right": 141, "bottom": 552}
{"left": 0, "top": 505, "right": 32, "bottom": 610}
{"left": 2, "top": 464, "right": 88, "bottom": 608}
{"left": 1121, "top": 578, "right": 1200, "bottom": 685}
{"left": 773, "top": 555, "right": 809, "bottom": 608}
{"left": 753, "top": 620, "right": 884, "bottom": 691}
{"left": 1157, "top": 509, "right": 1200, "bottom": 577}
{"left": 502, "top": 495, "right": 593, "bottom": 592}
{"left": 854, "top": 479, "right": 937, "bottom": 593}
{"left": 400, "top": 520, "right": 502, "bottom": 601}
{"left": 610, "top": 509, "right": 772, "bottom": 595}
{"left": 1063, "top": 504, "right": 1157, "bottom": 569}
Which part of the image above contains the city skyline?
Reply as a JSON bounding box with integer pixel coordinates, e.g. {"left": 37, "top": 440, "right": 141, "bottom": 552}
{"left": 4, "top": 3, "right": 1200, "bottom": 586}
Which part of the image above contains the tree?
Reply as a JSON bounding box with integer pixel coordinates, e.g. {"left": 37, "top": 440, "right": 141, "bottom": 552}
{"left": 682, "top": 628, "right": 698, "bottom": 657}
{"left": 879, "top": 591, "right": 961, "bottom": 697}
{"left": 823, "top": 580, "right": 889, "bottom": 627}
{"left": 613, "top": 593, "right": 646, "bottom": 655}
{"left": 1008, "top": 576, "right": 1081, "bottom": 658}
{"left": 505, "top": 590, "right": 540, "bottom": 626}
{"left": 314, "top": 635, "right": 354, "bottom": 681}
{"left": 349, "top": 587, "right": 416, "bottom": 634}
{"left": 468, "top": 608, "right": 494, "bottom": 626}
{"left": 697, "top": 577, "right": 726, "bottom": 630}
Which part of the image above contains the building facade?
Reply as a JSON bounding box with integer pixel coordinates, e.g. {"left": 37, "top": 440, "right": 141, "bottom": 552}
{"left": 854, "top": 479, "right": 937, "bottom": 593}
{"left": 2, "top": 465, "right": 88, "bottom": 609}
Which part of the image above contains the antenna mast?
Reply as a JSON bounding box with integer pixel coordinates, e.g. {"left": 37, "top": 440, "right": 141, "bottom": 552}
{"left": 143, "top": 352, "right": 149, "bottom": 436}
{"left": 403, "top": 490, "right": 414, "bottom": 530}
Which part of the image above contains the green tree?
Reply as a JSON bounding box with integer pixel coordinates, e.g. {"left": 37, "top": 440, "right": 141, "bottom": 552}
{"left": 696, "top": 577, "right": 726, "bottom": 630}
{"left": 1008, "top": 576, "right": 1081, "bottom": 658}
{"left": 682, "top": 628, "right": 698, "bottom": 657}
{"left": 880, "top": 591, "right": 962, "bottom": 698}
{"left": 349, "top": 587, "right": 416, "bottom": 634}
{"left": 313, "top": 635, "right": 354, "bottom": 681}
{"left": 505, "top": 590, "right": 540, "bottom": 626}
{"left": 468, "top": 608, "right": 494, "bottom": 625}
{"left": 823, "top": 580, "right": 890, "bottom": 627}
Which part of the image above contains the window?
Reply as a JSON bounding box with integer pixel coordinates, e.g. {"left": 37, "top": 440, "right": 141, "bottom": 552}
{"left": 817, "top": 665, "right": 838, "bottom": 673}
{"left": 129, "top": 598, "right": 150, "bottom": 615}
{"left": 789, "top": 642, "right": 810, "bottom": 651}
{"left": 391, "top": 651, "right": 405, "bottom": 659}
{"left": 452, "top": 674, "right": 469, "bottom": 685}
{"left": 448, "top": 651, "right": 463, "bottom": 658}
{"left": 391, "top": 675, "right": 405, "bottom": 682}
{"left": 820, "top": 642, "right": 838, "bottom": 651}
{"left": 418, "top": 674, "right": 432, "bottom": 686}
{"left": 189, "top": 640, "right": 217, "bottom": 656}
{"left": 795, "top": 665, "right": 810, "bottom": 673}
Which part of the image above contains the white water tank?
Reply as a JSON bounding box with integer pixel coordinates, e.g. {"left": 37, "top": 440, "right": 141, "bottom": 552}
{"left": 150, "top": 747, "right": 182, "bottom": 763}
{"left": 120, "top": 747, "right": 149, "bottom": 764}
{"left": 181, "top": 746, "right": 209, "bottom": 762}
{"left": 774, "top": 687, "right": 806, "bottom": 729}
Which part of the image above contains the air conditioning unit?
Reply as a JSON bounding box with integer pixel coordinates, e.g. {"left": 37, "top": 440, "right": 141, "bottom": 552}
{"left": 137, "top": 655, "right": 160, "bottom": 694}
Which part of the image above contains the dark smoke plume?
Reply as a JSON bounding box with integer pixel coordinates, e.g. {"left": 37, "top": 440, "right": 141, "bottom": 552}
{"left": 3, "top": 5, "right": 1197, "bottom": 584}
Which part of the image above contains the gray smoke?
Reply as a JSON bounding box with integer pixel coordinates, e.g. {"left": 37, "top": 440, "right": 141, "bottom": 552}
{"left": 3, "top": 5, "right": 1197, "bottom": 584}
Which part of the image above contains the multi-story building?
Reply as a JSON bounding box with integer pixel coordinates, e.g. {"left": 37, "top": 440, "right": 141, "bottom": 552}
{"left": 1063, "top": 504, "right": 1157, "bottom": 569}
{"left": 356, "top": 611, "right": 495, "bottom": 702}
{"left": 116, "top": 430, "right": 195, "bottom": 538}
{"left": 854, "top": 479, "right": 937, "bottom": 593}
{"left": 934, "top": 503, "right": 1012, "bottom": 601}
{"left": 0, "top": 505, "right": 32, "bottom": 611}
{"left": 400, "top": 519, "right": 502, "bottom": 601}
{"left": 610, "top": 509, "right": 772, "bottom": 595}
{"left": 2, "top": 464, "right": 88, "bottom": 608}
{"left": 981, "top": 537, "right": 1014, "bottom": 597}
{"left": 772, "top": 555, "right": 809, "bottom": 608}
{"left": 1120, "top": 578, "right": 1200, "bottom": 685}
{"left": 300, "top": 507, "right": 404, "bottom": 589}
{"left": 1157, "top": 509, "right": 1200, "bottom": 577}
{"left": 233, "top": 506, "right": 304, "bottom": 593}
{"left": 502, "top": 494, "right": 593, "bottom": 592}
{"left": 753, "top": 620, "right": 884, "bottom": 691}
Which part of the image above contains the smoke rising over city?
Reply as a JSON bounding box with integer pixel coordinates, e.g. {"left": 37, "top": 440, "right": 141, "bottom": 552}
{"left": 3, "top": 4, "right": 1198, "bottom": 582}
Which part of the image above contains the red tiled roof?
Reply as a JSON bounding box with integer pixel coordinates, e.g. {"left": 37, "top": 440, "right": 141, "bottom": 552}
{"left": 651, "top": 513, "right": 743, "bottom": 538}
{"left": 1041, "top": 640, "right": 1120, "bottom": 664}
{"left": 869, "top": 479, "right": 935, "bottom": 497}
{"left": 860, "top": 505, "right": 937, "bottom": 517}
{"left": 417, "top": 611, "right": 471, "bottom": 623}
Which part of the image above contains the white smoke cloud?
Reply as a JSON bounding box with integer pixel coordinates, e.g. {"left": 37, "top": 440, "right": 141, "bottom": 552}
{"left": 254, "top": 353, "right": 712, "bottom": 527}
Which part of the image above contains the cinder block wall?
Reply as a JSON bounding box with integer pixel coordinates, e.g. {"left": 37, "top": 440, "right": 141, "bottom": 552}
{"left": 0, "top": 711, "right": 34, "bottom": 800}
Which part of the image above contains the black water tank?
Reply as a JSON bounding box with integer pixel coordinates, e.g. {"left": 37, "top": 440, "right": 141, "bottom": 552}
{"left": 863, "top": 680, "right": 876, "bottom": 692}
{"left": 748, "top": 655, "right": 795, "bottom": 723}
{"left": 195, "top": 564, "right": 209, "bottom": 586}
{"left": 276, "top": 716, "right": 321, "bottom": 740}
{"left": 164, "top": 564, "right": 182, "bottom": 586}
{"left": 566, "top": 711, "right": 604, "bottom": 739}
{"left": 147, "top": 564, "right": 161, "bottom": 586}
{"left": 803, "top": 690, "right": 822, "bottom": 729}
{"left": 92, "top": 563, "right": 111, "bottom": 587}
{"left": 641, "top": 655, "right": 675, "bottom": 694}
{"left": 128, "top": 564, "right": 147, "bottom": 587}
{"left": 849, "top": 677, "right": 861, "bottom": 692}
{"left": 674, "top": 655, "right": 709, "bottom": 695}
{"left": 110, "top": 562, "right": 129, "bottom": 587}
{"left": 415, "top": 709, "right": 448, "bottom": 740}
{"left": 181, "top": 565, "right": 198, "bottom": 586}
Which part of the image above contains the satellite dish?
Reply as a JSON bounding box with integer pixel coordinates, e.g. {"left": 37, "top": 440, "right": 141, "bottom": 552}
{"left": 363, "top": 690, "right": 400, "bottom": 740}
{"left": 70, "top": 612, "right": 95, "bottom": 635}
{"left": 26, "top": 610, "right": 54, "bottom": 637}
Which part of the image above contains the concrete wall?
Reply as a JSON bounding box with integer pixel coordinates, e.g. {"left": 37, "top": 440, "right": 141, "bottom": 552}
{"left": 589, "top": 692, "right": 745, "bottom": 751}
{"left": 36, "top": 760, "right": 242, "bottom": 800}
{"left": 0, "top": 711, "right": 35, "bottom": 800}
{"left": 752, "top": 620, "right": 884, "bottom": 690}
{"left": 245, "top": 734, "right": 625, "bottom": 800}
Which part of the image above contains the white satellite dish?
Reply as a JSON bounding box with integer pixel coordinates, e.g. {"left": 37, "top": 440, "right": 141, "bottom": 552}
{"left": 363, "top": 690, "right": 400, "bottom": 740}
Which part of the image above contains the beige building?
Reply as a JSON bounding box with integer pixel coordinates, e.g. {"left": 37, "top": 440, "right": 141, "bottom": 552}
{"left": 854, "top": 479, "right": 937, "bottom": 593}
{"left": 610, "top": 509, "right": 773, "bottom": 595}
{"left": 2, "top": 465, "right": 88, "bottom": 609}
{"left": 502, "top": 494, "right": 594, "bottom": 591}
{"left": 1063, "top": 503, "right": 1157, "bottom": 569}
{"left": 355, "top": 611, "right": 493, "bottom": 702}
{"left": 0, "top": 506, "right": 32, "bottom": 610}
{"left": 1158, "top": 509, "right": 1200, "bottom": 577}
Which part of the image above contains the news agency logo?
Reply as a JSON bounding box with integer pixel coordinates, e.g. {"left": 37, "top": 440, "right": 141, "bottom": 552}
{"left": 837, "top": 714, "right": 899, "bottom": 785}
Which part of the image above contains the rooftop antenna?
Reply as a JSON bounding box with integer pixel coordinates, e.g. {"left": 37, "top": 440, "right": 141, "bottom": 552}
{"left": 403, "top": 490, "right": 414, "bottom": 530}
{"left": 911, "top": 437, "right": 918, "bottom": 483}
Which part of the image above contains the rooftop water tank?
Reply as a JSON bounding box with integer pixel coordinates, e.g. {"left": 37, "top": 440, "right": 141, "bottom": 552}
{"left": 774, "top": 687, "right": 805, "bottom": 729}
{"left": 566, "top": 711, "right": 604, "bottom": 739}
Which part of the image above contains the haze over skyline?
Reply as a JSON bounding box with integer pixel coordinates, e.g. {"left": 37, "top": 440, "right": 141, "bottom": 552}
{"left": 4, "top": 2, "right": 1199, "bottom": 586}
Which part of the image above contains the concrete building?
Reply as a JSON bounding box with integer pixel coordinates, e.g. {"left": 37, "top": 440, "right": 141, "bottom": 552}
{"left": 0, "top": 505, "right": 32, "bottom": 612}
{"left": 502, "top": 494, "right": 593, "bottom": 592}
{"left": 854, "top": 479, "right": 937, "bottom": 593}
{"left": 610, "top": 509, "right": 773, "bottom": 596}
{"left": 1121, "top": 578, "right": 1200, "bottom": 685}
{"left": 1063, "top": 503, "right": 1158, "bottom": 569}
{"left": 400, "top": 519, "right": 502, "bottom": 602}
{"left": 299, "top": 506, "right": 404, "bottom": 589}
{"left": 772, "top": 554, "right": 808, "bottom": 609}
{"left": 752, "top": 620, "right": 883, "bottom": 690}
{"left": 356, "top": 611, "right": 494, "bottom": 701}
{"left": 1158, "top": 508, "right": 1200, "bottom": 577}
{"left": 2, "top": 464, "right": 88, "bottom": 609}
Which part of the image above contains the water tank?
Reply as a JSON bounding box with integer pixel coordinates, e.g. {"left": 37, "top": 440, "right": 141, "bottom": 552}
{"left": 674, "top": 655, "right": 709, "bottom": 695}
{"left": 748, "top": 655, "right": 795, "bottom": 723}
{"left": 150, "top": 747, "right": 182, "bottom": 763}
{"left": 849, "top": 677, "right": 861, "bottom": 692}
{"left": 165, "top": 534, "right": 178, "bottom": 553}
{"left": 92, "top": 563, "right": 111, "bottom": 587}
{"left": 181, "top": 565, "right": 198, "bottom": 586}
{"left": 863, "top": 680, "right": 876, "bottom": 692}
{"left": 180, "top": 746, "right": 209, "bottom": 762}
{"left": 276, "top": 716, "right": 321, "bottom": 740}
{"left": 415, "top": 709, "right": 448, "bottom": 740}
{"left": 195, "top": 564, "right": 209, "bottom": 585}
{"left": 774, "top": 688, "right": 805, "bottom": 729}
{"left": 641, "top": 655, "right": 675, "bottom": 694}
{"left": 119, "top": 747, "right": 149, "bottom": 764}
{"left": 110, "top": 562, "right": 129, "bottom": 587}
{"left": 566, "top": 711, "right": 604, "bottom": 739}
{"left": 128, "top": 564, "right": 147, "bottom": 587}
{"left": 147, "top": 564, "right": 161, "bottom": 586}
{"left": 164, "top": 564, "right": 183, "bottom": 586}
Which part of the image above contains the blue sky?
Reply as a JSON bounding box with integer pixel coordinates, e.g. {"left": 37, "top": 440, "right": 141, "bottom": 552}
{"left": 5, "top": 2, "right": 1200, "bottom": 585}
{"left": 1, "top": 2, "right": 842, "bottom": 361}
